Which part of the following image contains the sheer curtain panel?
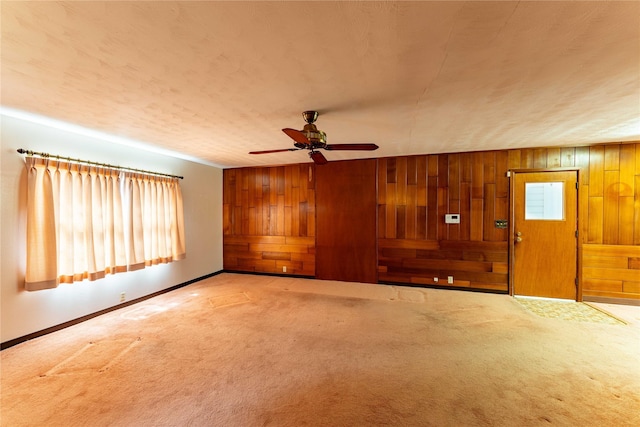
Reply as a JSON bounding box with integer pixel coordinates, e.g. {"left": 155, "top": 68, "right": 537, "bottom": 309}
{"left": 24, "top": 158, "right": 186, "bottom": 291}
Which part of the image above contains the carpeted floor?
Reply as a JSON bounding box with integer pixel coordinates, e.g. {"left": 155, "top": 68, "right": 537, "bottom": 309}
{"left": 2, "top": 273, "right": 639, "bottom": 426}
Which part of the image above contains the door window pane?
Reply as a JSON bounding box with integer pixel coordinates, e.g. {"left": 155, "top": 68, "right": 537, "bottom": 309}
{"left": 525, "top": 182, "right": 564, "bottom": 220}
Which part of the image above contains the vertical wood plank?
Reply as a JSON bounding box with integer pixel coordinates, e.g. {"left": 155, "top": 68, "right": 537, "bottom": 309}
{"left": 284, "top": 166, "right": 292, "bottom": 206}
{"left": 495, "top": 196, "right": 509, "bottom": 241}
{"left": 407, "top": 156, "right": 417, "bottom": 185}
{"left": 533, "top": 148, "right": 548, "bottom": 168}
{"left": 575, "top": 146, "right": 590, "bottom": 185}
{"left": 471, "top": 152, "right": 484, "bottom": 198}
{"left": 397, "top": 205, "right": 406, "bottom": 239}
{"left": 483, "top": 152, "right": 496, "bottom": 184}
{"left": 298, "top": 165, "right": 308, "bottom": 203}
{"left": 619, "top": 144, "right": 635, "bottom": 245}
{"left": 269, "top": 205, "right": 277, "bottom": 235}
{"left": 223, "top": 204, "right": 230, "bottom": 235}
{"left": 521, "top": 149, "right": 534, "bottom": 169}
{"left": 277, "top": 166, "right": 285, "bottom": 195}
{"left": 291, "top": 178, "right": 299, "bottom": 237}
{"left": 635, "top": 175, "right": 640, "bottom": 244}
{"left": 507, "top": 149, "right": 522, "bottom": 169}
{"left": 284, "top": 206, "right": 292, "bottom": 236}
{"left": 619, "top": 196, "right": 634, "bottom": 245}
{"left": 378, "top": 204, "right": 387, "bottom": 239}
{"left": 299, "top": 201, "right": 308, "bottom": 237}
{"left": 470, "top": 199, "right": 484, "bottom": 241}
{"left": 619, "top": 144, "right": 635, "bottom": 197}
{"left": 437, "top": 187, "right": 448, "bottom": 241}
{"left": 438, "top": 154, "right": 449, "bottom": 188}
{"left": 495, "top": 151, "right": 509, "bottom": 198}
{"left": 460, "top": 152, "right": 473, "bottom": 183}
{"left": 416, "top": 206, "right": 427, "bottom": 240}
{"left": 387, "top": 157, "right": 397, "bottom": 183}
{"left": 604, "top": 144, "right": 620, "bottom": 171}
{"left": 405, "top": 201, "right": 418, "bottom": 240}
{"left": 277, "top": 194, "right": 285, "bottom": 236}
{"left": 396, "top": 157, "right": 407, "bottom": 205}
{"left": 416, "top": 156, "right": 427, "bottom": 206}
{"left": 589, "top": 146, "right": 604, "bottom": 197}
{"left": 427, "top": 174, "right": 438, "bottom": 240}
{"left": 308, "top": 164, "right": 315, "bottom": 190}
{"left": 588, "top": 197, "right": 603, "bottom": 244}
{"left": 378, "top": 158, "right": 387, "bottom": 205}
{"left": 560, "top": 147, "right": 575, "bottom": 167}
{"left": 603, "top": 170, "right": 619, "bottom": 244}
{"left": 547, "top": 148, "right": 561, "bottom": 168}
{"left": 386, "top": 203, "right": 397, "bottom": 239}
{"left": 483, "top": 184, "right": 496, "bottom": 241}
{"left": 579, "top": 184, "right": 589, "bottom": 243}
{"left": 460, "top": 182, "right": 471, "bottom": 241}
{"left": 269, "top": 168, "right": 278, "bottom": 206}
{"left": 448, "top": 199, "right": 460, "bottom": 240}
{"left": 307, "top": 190, "right": 316, "bottom": 237}
{"left": 449, "top": 154, "right": 460, "bottom": 201}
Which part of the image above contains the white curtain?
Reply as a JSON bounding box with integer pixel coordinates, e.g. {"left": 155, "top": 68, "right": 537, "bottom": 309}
{"left": 24, "top": 158, "right": 186, "bottom": 291}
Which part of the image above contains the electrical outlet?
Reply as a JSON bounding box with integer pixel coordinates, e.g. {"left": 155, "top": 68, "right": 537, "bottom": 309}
{"left": 448, "top": 276, "right": 454, "bottom": 284}
{"left": 433, "top": 277, "right": 439, "bottom": 283}
{"left": 282, "top": 266, "right": 287, "bottom": 273}
{"left": 120, "top": 292, "right": 126, "bottom": 303}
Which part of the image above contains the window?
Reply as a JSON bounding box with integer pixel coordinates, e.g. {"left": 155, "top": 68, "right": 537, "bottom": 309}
{"left": 24, "top": 157, "right": 186, "bottom": 290}
{"left": 525, "top": 182, "right": 564, "bottom": 220}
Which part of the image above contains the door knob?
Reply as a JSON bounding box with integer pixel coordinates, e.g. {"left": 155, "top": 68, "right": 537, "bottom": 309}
{"left": 515, "top": 231, "right": 522, "bottom": 243}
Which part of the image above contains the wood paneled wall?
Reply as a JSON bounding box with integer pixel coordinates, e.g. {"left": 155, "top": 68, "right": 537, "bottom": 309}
{"left": 582, "top": 244, "right": 640, "bottom": 300}
{"left": 223, "top": 165, "right": 316, "bottom": 276}
{"left": 377, "top": 143, "right": 639, "bottom": 296}
{"left": 377, "top": 153, "right": 511, "bottom": 291}
{"left": 223, "top": 142, "right": 639, "bottom": 300}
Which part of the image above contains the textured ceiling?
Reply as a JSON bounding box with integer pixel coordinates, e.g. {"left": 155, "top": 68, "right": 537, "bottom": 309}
{"left": 2, "top": 1, "right": 639, "bottom": 168}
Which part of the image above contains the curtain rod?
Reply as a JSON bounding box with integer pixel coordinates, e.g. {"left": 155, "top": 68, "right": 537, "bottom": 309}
{"left": 17, "top": 149, "right": 184, "bottom": 180}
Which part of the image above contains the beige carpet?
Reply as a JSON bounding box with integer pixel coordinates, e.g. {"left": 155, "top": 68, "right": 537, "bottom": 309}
{"left": 2, "top": 273, "right": 639, "bottom": 426}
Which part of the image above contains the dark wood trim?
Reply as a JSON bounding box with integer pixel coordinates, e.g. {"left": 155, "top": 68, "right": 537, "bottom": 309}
{"left": 1, "top": 271, "right": 224, "bottom": 351}
{"left": 378, "top": 280, "right": 509, "bottom": 295}
{"left": 583, "top": 296, "right": 640, "bottom": 306}
{"left": 222, "top": 270, "right": 315, "bottom": 280}
{"left": 508, "top": 167, "right": 581, "bottom": 174}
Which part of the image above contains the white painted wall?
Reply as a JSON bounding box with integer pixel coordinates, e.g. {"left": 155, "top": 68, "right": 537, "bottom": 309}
{"left": 1, "top": 114, "right": 223, "bottom": 343}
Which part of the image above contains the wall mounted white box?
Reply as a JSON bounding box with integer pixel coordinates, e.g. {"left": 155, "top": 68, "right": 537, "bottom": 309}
{"left": 445, "top": 214, "right": 460, "bottom": 224}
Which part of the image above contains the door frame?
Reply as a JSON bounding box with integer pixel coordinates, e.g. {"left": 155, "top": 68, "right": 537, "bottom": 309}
{"left": 508, "top": 167, "right": 584, "bottom": 301}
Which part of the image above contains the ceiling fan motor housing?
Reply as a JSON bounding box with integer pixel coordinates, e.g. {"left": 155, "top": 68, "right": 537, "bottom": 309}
{"left": 302, "top": 123, "right": 327, "bottom": 146}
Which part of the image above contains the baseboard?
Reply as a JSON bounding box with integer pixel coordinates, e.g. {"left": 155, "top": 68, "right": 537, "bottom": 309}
{"left": 582, "top": 295, "right": 640, "bottom": 306}
{"left": 1, "top": 270, "right": 224, "bottom": 351}
{"left": 223, "top": 269, "right": 315, "bottom": 280}
{"left": 378, "top": 280, "right": 509, "bottom": 295}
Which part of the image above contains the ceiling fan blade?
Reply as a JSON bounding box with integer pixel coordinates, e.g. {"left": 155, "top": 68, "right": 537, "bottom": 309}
{"left": 282, "top": 128, "right": 310, "bottom": 145}
{"left": 324, "top": 143, "right": 379, "bottom": 151}
{"left": 249, "top": 148, "right": 301, "bottom": 154}
{"left": 309, "top": 151, "right": 328, "bottom": 165}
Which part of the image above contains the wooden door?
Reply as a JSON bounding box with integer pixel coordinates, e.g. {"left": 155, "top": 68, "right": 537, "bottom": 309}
{"left": 512, "top": 171, "right": 578, "bottom": 299}
{"left": 315, "top": 159, "right": 378, "bottom": 283}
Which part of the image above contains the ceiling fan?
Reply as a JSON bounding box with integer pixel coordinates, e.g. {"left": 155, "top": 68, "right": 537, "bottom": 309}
{"left": 249, "top": 111, "right": 379, "bottom": 165}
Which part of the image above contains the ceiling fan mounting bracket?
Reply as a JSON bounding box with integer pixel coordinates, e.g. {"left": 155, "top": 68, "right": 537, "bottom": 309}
{"left": 302, "top": 110, "right": 319, "bottom": 124}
